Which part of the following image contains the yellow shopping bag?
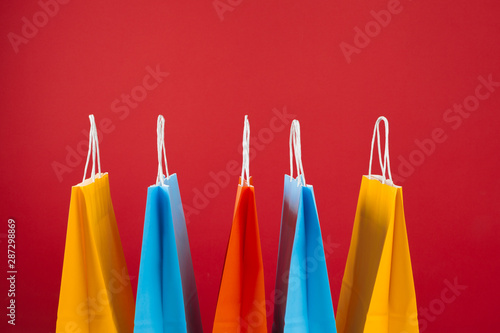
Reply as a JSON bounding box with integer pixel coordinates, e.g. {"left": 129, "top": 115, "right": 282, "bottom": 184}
{"left": 337, "top": 116, "right": 419, "bottom": 333}
{"left": 56, "top": 115, "right": 135, "bottom": 333}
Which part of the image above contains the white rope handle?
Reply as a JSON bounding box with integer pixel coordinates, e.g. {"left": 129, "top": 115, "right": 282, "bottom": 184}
{"left": 82, "top": 114, "right": 102, "bottom": 183}
{"left": 289, "top": 119, "right": 306, "bottom": 186}
{"left": 368, "top": 116, "right": 393, "bottom": 184}
{"left": 240, "top": 115, "right": 250, "bottom": 186}
{"left": 156, "top": 115, "right": 169, "bottom": 186}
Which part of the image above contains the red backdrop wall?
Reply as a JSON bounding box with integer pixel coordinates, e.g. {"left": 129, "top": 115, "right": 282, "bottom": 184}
{"left": 1, "top": 0, "right": 499, "bottom": 332}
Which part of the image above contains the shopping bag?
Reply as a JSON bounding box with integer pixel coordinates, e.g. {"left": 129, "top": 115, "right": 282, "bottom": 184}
{"left": 134, "top": 115, "right": 203, "bottom": 332}
{"left": 56, "top": 115, "right": 135, "bottom": 333}
{"left": 213, "top": 116, "right": 267, "bottom": 333}
{"left": 272, "top": 120, "right": 337, "bottom": 333}
{"left": 336, "top": 116, "right": 419, "bottom": 333}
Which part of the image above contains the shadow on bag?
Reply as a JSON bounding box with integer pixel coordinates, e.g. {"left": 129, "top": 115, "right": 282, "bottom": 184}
{"left": 336, "top": 116, "right": 419, "bottom": 333}
{"left": 56, "top": 115, "right": 135, "bottom": 333}
{"left": 134, "top": 115, "right": 203, "bottom": 332}
{"left": 272, "top": 120, "right": 337, "bottom": 333}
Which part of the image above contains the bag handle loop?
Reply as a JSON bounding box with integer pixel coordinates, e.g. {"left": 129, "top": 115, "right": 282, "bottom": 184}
{"left": 82, "top": 114, "right": 102, "bottom": 183}
{"left": 240, "top": 115, "right": 251, "bottom": 186}
{"left": 368, "top": 116, "right": 393, "bottom": 184}
{"left": 289, "top": 119, "right": 306, "bottom": 186}
{"left": 156, "top": 115, "right": 169, "bottom": 186}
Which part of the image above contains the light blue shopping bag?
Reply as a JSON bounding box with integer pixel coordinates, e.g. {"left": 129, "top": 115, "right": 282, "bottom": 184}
{"left": 273, "top": 120, "right": 337, "bottom": 333}
{"left": 134, "top": 116, "right": 203, "bottom": 333}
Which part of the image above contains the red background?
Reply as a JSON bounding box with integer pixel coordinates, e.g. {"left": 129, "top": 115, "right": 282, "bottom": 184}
{"left": 1, "top": 0, "right": 499, "bottom": 332}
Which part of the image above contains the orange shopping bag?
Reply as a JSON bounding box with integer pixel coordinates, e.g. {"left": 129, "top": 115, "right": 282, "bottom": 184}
{"left": 213, "top": 116, "right": 267, "bottom": 333}
{"left": 56, "top": 115, "right": 135, "bottom": 333}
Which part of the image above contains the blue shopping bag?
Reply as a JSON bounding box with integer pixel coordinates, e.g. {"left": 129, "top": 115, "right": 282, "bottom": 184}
{"left": 273, "top": 120, "right": 337, "bottom": 333}
{"left": 134, "top": 116, "right": 203, "bottom": 333}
